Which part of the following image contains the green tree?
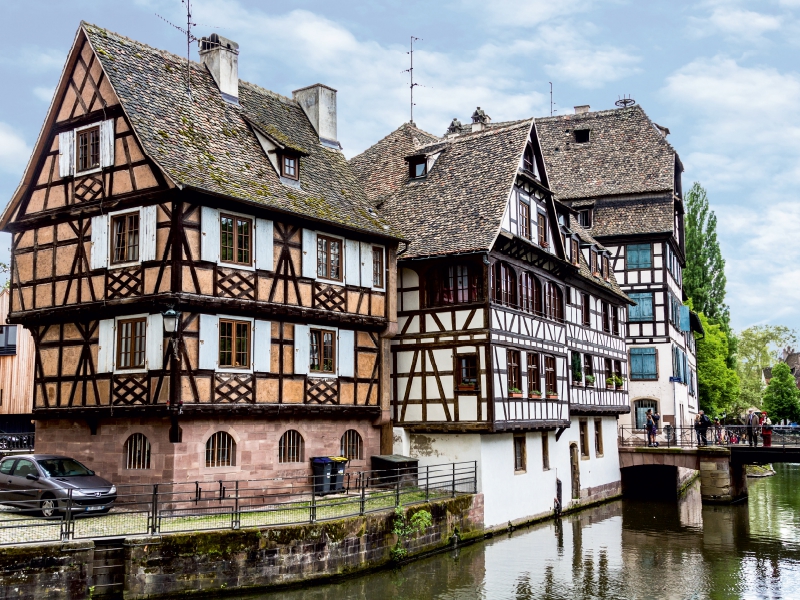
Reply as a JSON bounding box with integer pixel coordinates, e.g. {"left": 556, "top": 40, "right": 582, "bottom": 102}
{"left": 762, "top": 362, "right": 800, "bottom": 423}
{"left": 734, "top": 325, "right": 797, "bottom": 410}
{"left": 684, "top": 183, "right": 729, "bottom": 329}
{"left": 696, "top": 312, "right": 739, "bottom": 416}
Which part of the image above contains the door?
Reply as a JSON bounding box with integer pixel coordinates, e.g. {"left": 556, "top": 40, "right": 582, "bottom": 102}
{"left": 0, "top": 459, "right": 16, "bottom": 504}
{"left": 7, "top": 459, "right": 42, "bottom": 510}
{"left": 570, "top": 443, "right": 580, "bottom": 500}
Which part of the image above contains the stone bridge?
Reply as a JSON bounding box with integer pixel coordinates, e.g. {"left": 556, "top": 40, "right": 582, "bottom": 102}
{"left": 618, "top": 445, "right": 800, "bottom": 504}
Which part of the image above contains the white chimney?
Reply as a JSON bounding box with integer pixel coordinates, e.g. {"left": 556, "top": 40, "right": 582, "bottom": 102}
{"left": 199, "top": 34, "right": 240, "bottom": 104}
{"left": 574, "top": 105, "right": 590, "bottom": 114}
{"left": 292, "top": 84, "right": 338, "bottom": 148}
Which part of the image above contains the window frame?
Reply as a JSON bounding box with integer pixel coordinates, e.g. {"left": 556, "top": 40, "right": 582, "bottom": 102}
{"left": 626, "top": 243, "right": 652, "bottom": 270}
{"left": 116, "top": 317, "right": 147, "bottom": 372}
{"left": 372, "top": 246, "right": 385, "bottom": 289}
{"left": 513, "top": 434, "right": 527, "bottom": 473}
{"left": 630, "top": 347, "right": 658, "bottom": 381}
{"left": 424, "top": 263, "right": 482, "bottom": 307}
{"left": 518, "top": 198, "right": 531, "bottom": 239}
{"left": 218, "top": 318, "right": 252, "bottom": 370}
{"left": 582, "top": 293, "right": 591, "bottom": 327}
{"left": 541, "top": 433, "right": 550, "bottom": 470}
{"left": 456, "top": 354, "right": 479, "bottom": 391}
{"left": 310, "top": 328, "right": 337, "bottom": 375}
{"left": 340, "top": 429, "right": 364, "bottom": 460}
{"left": 527, "top": 353, "right": 541, "bottom": 396}
{"left": 577, "top": 209, "right": 593, "bottom": 228}
{"left": 279, "top": 430, "right": 305, "bottom": 463}
{"left": 628, "top": 292, "right": 655, "bottom": 322}
{"left": 110, "top": 211, "right": 140, "bottom": 265}
{"left": 316, "top": 234, "right": 344, "bottom": 282}
{"left": 571, "top": 239, "right": 580, "bottom": 265}
{"left": 408, "top": 157, "right": 427, "bottom": 179}
{"left": 76, "top": 123, "right": 101, "bottom": 174}
{"left": 594, "top": 419, "right": 604, "bottom": 456}
{"left": 125, "top": 433, "right": 151, "bottom": 470}
{"left": 205, "top": 431, "right": 236, "bottom": 468}
{"left": 507, "top": 349, "right": 522, "bottom": 393}
{"left": 544, "top": 355, "right": 557, "bottom": 395}
{"left": 492, "top": 262, "right": 516, "bottom": 307}
{"left": 579, "top": 420, "right": 590, "bottom": 458}
{"left": 219, "top": 213, "right": 254, "bottom": 267}
{"left": 574, "top": 129, "right": 590, "bottom": 144}
{"left": 280, "top": 153, "right": 300, "bottom": 181}
{"left": 537, "top": 212, "right": 548, "bottom": 247}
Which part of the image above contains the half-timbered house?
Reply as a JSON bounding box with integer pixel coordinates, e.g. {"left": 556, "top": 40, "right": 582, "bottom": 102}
{"left": 537, "top": 104, "right": 703, "bottom": 432}
{"left": 350, "top": 111, "right": 632, "bottom": 526}
{"left": 1, "top": 23, "right": 401, "bottom": 484}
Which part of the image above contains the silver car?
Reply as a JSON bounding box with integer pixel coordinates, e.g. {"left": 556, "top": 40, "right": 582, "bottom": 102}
{"left": 0, "top": 454, "right": 117, "bottom": 517}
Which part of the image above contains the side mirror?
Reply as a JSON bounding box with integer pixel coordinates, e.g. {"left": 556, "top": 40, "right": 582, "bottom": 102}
{"left": 26, "top": 473, "right": 39, "bottom": 481}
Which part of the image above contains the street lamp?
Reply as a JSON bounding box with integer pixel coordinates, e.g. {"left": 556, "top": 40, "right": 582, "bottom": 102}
{"left": 162, "top": 308, "right": 180, "bottom": 334}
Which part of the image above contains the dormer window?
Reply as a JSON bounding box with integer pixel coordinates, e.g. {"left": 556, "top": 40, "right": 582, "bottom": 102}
{"left": 571, "top": 239, "right": 579, "bottom": 266}
{"left": 523, "top": 146, "right": 534, "bottom": 172}
{"left": 578, "top": 209, "right": 592, "bottom": 228}
{"left": 409, "top": 157, "right": 427, "bottom": 179}
{"left": 575, "top": 129, "right": 590, "bottom": 144}
{"left": 602, "top": 256, "right": 610, "bottom": 280}
{"left": 281, "top": 154, "right": 299, "bottom": 181}
{"left": 77, "top": 126, "right": 100, "bottom": 172}
{"left": 537, "top": 213, "right": 548, "bottom": 247}
{"left": 590, "top": 250, "right": 598, "bottom": 275}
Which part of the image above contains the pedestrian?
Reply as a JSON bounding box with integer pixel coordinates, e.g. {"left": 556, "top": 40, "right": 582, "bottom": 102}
{"left": 761, "top": 411, "right": 773, "bottom": 447}
{"left": 714, "top": 418, "right": 723, "bottom": 445}
{"left": 697, "top": 410, "right": 711, "bottom": 446}
{"left": 694, "top": 413, "right": 702, "bottom": 446}
{"left": 645, "top": 410, "right": 655, "bottom": 447}
{"left": 746, "top": 408, "right": 759, "bottom": 447}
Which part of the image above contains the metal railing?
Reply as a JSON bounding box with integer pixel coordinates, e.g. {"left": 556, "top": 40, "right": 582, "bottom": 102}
{"left": 619, "top": 425, "right": 800, "bottom": 449}
{"left": 0, "top": 432, "right": 35, "bottom": 453}
{"left": 0, "top": 461, "right": 477, "bottom": 546}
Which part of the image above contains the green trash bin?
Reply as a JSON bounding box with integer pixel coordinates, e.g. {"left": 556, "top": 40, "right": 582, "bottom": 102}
{"left": 311, "top": 457, "right": 335, "bottom": 495}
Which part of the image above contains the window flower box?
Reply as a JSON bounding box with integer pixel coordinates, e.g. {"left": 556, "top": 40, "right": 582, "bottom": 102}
{"left": 546, "top": 392, "right": 559, "bottom": 399}
{"left": 529, "top": 390, "right": 542, "bottom": 399}
{"left": 509, "top": 388, "right": 523, "bottom": 398}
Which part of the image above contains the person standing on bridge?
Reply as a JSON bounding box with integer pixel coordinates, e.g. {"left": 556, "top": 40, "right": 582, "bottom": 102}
{"left": 761, "top": 412, "right": 772, "bottom": 447}
{"left": 696, "top": 411, "right": 711, "bottom": 446}
{"left": 746, "top": 409, "right": 759, "bottom": 447}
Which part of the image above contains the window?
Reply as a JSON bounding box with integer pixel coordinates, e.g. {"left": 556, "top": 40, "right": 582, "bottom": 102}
{"left": 612, "top": 307, "right": 620, "bottom": 336}
{"left": 538, "top": 213, "right": 548, "bottom": 247}
{"left": 545, "top": 282, "right": 563, "bottom": 322}
{"left": 630, "top": 347, "right": 658, "bottom": 380}
{"left": 582, "top": 293, "right": 591, "bottom": 327}
{"left": 628, "top": 293, "right": 654, "bottom": 322}
{"left": 409, "top": 157, "right": 427, "bottom": 178}
{"left": 544, "top": 355, "right": 557, "bottom": 395}
{"left": 601, "top": 302, "right": 611, "bottom": 333}
{"left": 579, "top": 421, "right": 589, "bottom": 457}
{"left": 514, "top": 435, "right": 526, "bottom": 472}
{"left": 310, "top": 328, "right": 336, "bottom": 373}
{"left": 117, "top": 318, "right": 146, "bottom": 370}
{"left": 281, "top": 154, "right": 299, "bottom": 180}
{"left": 111, "top": 212, "right": 140, "bottom": 264}
{"left": 574, "top": 129, "right": 590, "bottom": 144}
{"left": 519, "top": 200, "right": 530, "bottom": 239}
{"left": 577, "top": 209, "right": 592, "bottom": 228}
{"left": 626, "top": 243, "right": 652, "bottom": 270}
{"left": 340, "top": 430, "right": 363, "bottom": 460}
{"left": 0, "top": 460, "right": 14, "bottom": 476}
{"left": 457, "top": 355, "right": 479, "bottom": 390}
{"left": 602, "top": 256, "right": 609, "bottom": 280}
{"left": 372, "top": 246, "right": 384, "bottom": 288}
{"left": 604, "top": 358, "right": 613, "bottom": 384}
{"left": 13, "top": 459, "right": 37, "bottom": 478}
{"left": 279, "top": 430, "right": 305, "bottom": 463}
{"left": 590, "top": 250, "right": 598, "bottom": 274}
{"left": 0, "top": 325, "right": 18, "bottom": 356}
{"left": 523, "top": 146, "right": 535, "bottom": 173}
{"left": 219, "top": 319, "right": 251, "bottom": 368}
{"left": 77, "top": 126, "right": 100, "bottom": 172}
{"left": 615, "top": 360, "right": 623, "bottom": 381}
{"left": 492, "top": 262, "right": 516, "bottom": 307}
{"left": 317, "top": 235, "right": 342, "bottom": 281}
{"left": 206, "top": 432, "right": 236, "bottom": 467}
{"left": 594, "top": 419, "right": 604, "bottom": 456}
{"left": 673, "top": 345, "right": 687, "bottom": 384}
{"left": 541, "top": 433, "right": 550, "bottom": 470}
{"left": 425, "top": 264, "right": 481, "bottom": 307}
{"left": 125, "top": 433, "right": 151, "bottom": 470}
{"left": 583, "top": 354, "right": 594, "bottom": 385}
{"left": 519, "top": 273, "right": 541, "bottom": 314}
{"left": 220, "top": 214, "right": 252, "bottom": 266}
{"left": 527, "top": 353, "right": 541, "bottom": 396}
{"left": 571, "top": 239, "right": 580, "bottom": 265}
{"left": 634, "top": 399, "right": 658, "bottom": 429}
{"left": 507, "top": 350, "right": 521, "bottom": 393}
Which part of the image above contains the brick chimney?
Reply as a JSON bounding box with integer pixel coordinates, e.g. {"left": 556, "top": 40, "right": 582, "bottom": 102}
{"left": 198, "top": 33, "right": 240, "bottom": 104}
{"left": 574, "top": 105, "right": 590, "bottom": 114}
{"left": 293, "top": 84, "right": 339, "bottom": 148}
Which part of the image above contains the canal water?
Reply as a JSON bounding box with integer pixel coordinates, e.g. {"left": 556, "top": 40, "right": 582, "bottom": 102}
{"left": 249, "top": 463, "right": 800, "bottom": 600}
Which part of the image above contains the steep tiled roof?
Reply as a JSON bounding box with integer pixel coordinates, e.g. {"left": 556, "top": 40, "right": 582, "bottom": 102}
{"left": 352, "top": 120, "right": 532, "bottom": 258}
{"left": 82, "top": 23, "right": 398, "bottom": 238}
{"left": 535, "top": 106, "right": 676, "bottom": 201}
{"left": 592, "top": 194, "right": 675, "bottom": 237}
{"left": 569, "top": 216, "right": 629, "bottom": 301}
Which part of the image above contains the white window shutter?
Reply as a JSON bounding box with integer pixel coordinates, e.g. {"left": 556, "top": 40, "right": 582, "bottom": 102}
{"left": 360, "top": 242, "right": 373, "bottom": 288}
{"left": 253, "top": 320, "right": 271, "bottom": 372}
{"left": 200, "top": 207, "right": 220, "bottom": 263}
{"left": 294, "top": 324, "right": 310, "bottom": 375}
{"left": 90, "top": 215, "right": 109, "bottom": 270}
{"left": 139, "top": 205, "right": 157, "bottom": 262}
{"left": 338, "top": 329, "right": 355, "bottom": 377}
{"left": 146, "top": 313, "right": 164, "bottom": 370}
{"left": 198, "top": 314, "right": 218, "bottom": 370}
{"left": 58, "top": 131, "right": 74, "bottom": 178}
{"left": 255, "top": 218, "right": 273, "bottom": 271}
{"left": 97, "top": 319, "right": 115, "bottom": 373}
{"left": 345, "top": 239, "right": 360, "bottom": 286}
{"left": 301, "top": 229, "right": 317, "bottom": 279}
{"left": 100, "top": 119, "right": 115, "bottom": 168}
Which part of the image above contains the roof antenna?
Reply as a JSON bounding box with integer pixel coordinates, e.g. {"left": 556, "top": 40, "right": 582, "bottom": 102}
{"left": 549, "top": 82, "right": 553, "bottom": 117}
{"left": 156, "top": 0, "right": 198, "bottom": 97}
{"left": 615, "top": 94, "right": 636, "bottom": 108}
{"left": 403, "top": 36, "right": 422, "bottom": 125}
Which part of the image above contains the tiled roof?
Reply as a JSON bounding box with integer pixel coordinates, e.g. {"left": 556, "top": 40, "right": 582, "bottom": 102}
{"left": 591, "top": 194, "right": 675, "bottom": 237}
{"left": 82, "top": 23, "right": 398, "bottom": 239}
{"left": 352, "top": 119, "right": 532, "bottom": 258}
{"left": 569, "top": 216, "right": 629, "bottom": 301}
{"left": 535, "top": 106, "right": 676, "bottom": 201}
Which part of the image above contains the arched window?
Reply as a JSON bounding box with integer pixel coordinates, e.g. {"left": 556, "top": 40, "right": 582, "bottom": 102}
{"left": 545, "top": 282, "right": 564, "bottom": 322}
{"left": 492, "top": 262, "right": 516, "bottom": 307}
{"left": 205, "top": 432, "right": 236, "bottom": 468}
{"left": 633, "top": 399, "right": 659, "bottom": 429}
{"left": 340, "top": 430, "right": 364, "bottom": 460}
{"left": 125, "top": 433, "right": 151, "bottom": 470}
{"left": 279, "top": 430, "right": 305, "bottom": 463}
{"left": 424, "top": 264, "right": 481, "bottom": 307}
{"left": 519, "top": 272, "right": 543, "bottom": 314}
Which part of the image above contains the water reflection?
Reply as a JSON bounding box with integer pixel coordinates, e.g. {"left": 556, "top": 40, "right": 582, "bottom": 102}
{"left": 247, "top": 464, "right": 800, "bottom": 600}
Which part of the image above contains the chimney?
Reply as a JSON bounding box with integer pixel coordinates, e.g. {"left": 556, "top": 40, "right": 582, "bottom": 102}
{"left": 471, "top": 107, "right": 491, "bottom": 133}
{"left": 292, "top": 84, "right": 339, "bottom": 148}
{"left": 445, "top": 118, "right": 464, "bottom": 138}
{"left": 574, "top": 105, "right": 590, "bottom": 114}
{"left": 198, "top": 33, "right": 240, "bottom": 104}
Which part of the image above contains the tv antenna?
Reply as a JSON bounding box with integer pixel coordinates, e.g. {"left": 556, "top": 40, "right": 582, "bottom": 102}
{"left": 403, "top": 36, "right": 423, "bottom": 125}
{"left": 615, "top": 94, "right": 636, "bottom": 108}
{"left": 549, "top": 82, "right": 553, "bottom": 116}
{"left": 157, "top": 0, "right": 198, "bottom": 96}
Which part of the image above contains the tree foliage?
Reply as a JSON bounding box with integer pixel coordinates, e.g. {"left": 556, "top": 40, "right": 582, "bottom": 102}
{"left": 763, "top": 362, "right": 800, "bottom": 423}
{"left": 684, "top": 183, "right": 729, "bottom": 330}
{"left": 734, "top": 325, "right": 797, "bottom": 410}
{"left": 696, "top": 312, "right": 740, "bottom": 416}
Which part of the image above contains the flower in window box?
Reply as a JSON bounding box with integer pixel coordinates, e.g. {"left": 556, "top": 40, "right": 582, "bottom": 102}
{"left": 508, "top": 387, "right": 523, "bottom": 398}
{"left": 573, "top": 378, "right": 583, "bottom": 386}
{"left": 546, "top": 392, "right": 559, "bottom": 399}
{"left": 457, "top": 383, "right": 476, "bottom": 392}
{"left": 605, "top": 377, "right": 615, "bottom": 389}
{"left": 529, "top": 389, "right": 542, "bottom": 398}
{"left": 584, "top": 375, "right": 595, "bottom": 386}
{"left": 614, "top": 375, "right": 625, "bottom": 389}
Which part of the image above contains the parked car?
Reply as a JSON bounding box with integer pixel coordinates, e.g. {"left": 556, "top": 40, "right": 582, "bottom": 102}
{"left": 0, "top": 454, "right": 116, "bottom": 517}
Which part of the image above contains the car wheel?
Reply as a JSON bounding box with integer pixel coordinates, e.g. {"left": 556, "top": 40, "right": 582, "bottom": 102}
{"left": 40, "top": 494, "right": 58, "bottom": 518}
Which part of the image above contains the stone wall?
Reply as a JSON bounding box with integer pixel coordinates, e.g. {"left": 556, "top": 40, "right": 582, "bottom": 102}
{"left": 0, "top": 494, "right": 483, "bottom": 600}
{"left": 34, "top": 414, "right": 382, "bottom": 485}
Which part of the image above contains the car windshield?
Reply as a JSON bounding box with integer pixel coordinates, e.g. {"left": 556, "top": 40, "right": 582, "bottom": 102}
{"left": 36, "top": 458, "right": 93, "bottom": 477}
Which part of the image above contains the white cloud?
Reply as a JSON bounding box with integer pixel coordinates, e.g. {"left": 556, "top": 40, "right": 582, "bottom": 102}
{"left": 456, "top": 0, "right": 596, "bottom": 28}
{"left": 0, "top": 47, "right": 64, "bottom": 73}
{"left": 0, "top": 123, "right": 31, "bottom": 175}
{"left": 689, "top": 7, "right": 782, "bottom": 40}
{"left": 33, "top": 86, "right": 54, "bottom": 103}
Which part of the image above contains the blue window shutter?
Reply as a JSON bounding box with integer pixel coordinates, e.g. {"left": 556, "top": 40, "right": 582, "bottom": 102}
{"left": 680, "top": 306, "right": 690, "bottom": 332}
{"left": 626, "top": 245, "right": 638, "bottom": 269}
{"left": 629, "top": 293, "right": 653, "bottom": 321}
{"left": 631, "top": 348, "right": 656, "bottom": 380}
{"left": 643, "top": 349, "right": 656, "bottom": 378}
{"left": 642, "top": 294, "right": 653, "bottom": 319}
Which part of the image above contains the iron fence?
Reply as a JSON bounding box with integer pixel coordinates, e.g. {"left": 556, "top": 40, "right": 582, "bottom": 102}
{"left": 0, "top": 432, "right": 35, "bottom": 453}
{"left": 0, "top": 461, "right": 477, "bottom": 546}
{"left": 618, "top": 424, "right": 800, "bottom": 449}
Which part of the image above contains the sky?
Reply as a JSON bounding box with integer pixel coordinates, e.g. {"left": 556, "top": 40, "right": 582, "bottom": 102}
{"left": 0, "top": 0, "right": 798, "bottom": 333}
